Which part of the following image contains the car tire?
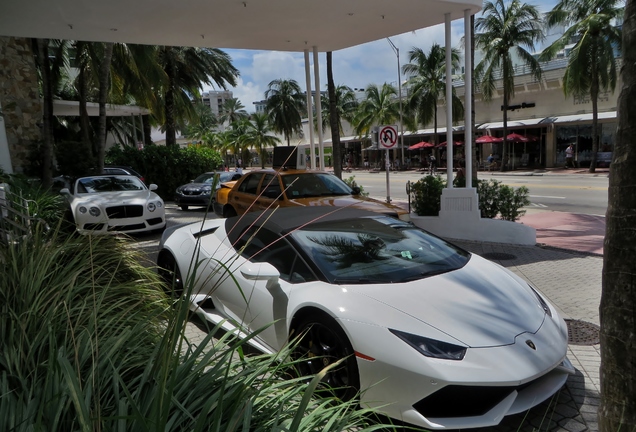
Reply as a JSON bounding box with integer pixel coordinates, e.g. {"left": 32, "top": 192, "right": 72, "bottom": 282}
{"left": 291, "top": 312, "right": 360, "bottom": 402}
{"left": 157, "top": 251, "right": 184, "bottom": 298}
{"left": 223, "top": 206, "right": 237, "bottom": 218}
{"left": 180, "top": 205, "right": 189, "bottom": 211}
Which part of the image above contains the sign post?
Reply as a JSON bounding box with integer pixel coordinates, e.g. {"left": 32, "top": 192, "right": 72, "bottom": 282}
{"left": 379, "top": 125, "right": 398, "bottom": 203}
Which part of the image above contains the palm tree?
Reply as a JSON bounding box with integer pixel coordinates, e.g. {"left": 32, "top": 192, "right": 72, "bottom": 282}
{"left": 219, "top": 97, "right": 249, "bottom": 126}
{"left": 475, "top": 0, "right": 544, "bottom": 171}
{"left": 243, "top": 113, "right": 281, "bottom": 168}
{"left": 540, "top": 0, "right": 623, "bottom": 173}
{"left": 600, "top": 1, "right": 635, "bottom": 428}
{"left": 184, "top": 102, "right": 218, "bottom": 142}
{"left": 317, "top": 84, "right": 358, "bottom": 135}
{"left": 353, "top": 83, "right": 400, "bottom": 137}
{"left": 157, "top": 46, "right": 239, "bottom": 146}
{"left": 403, "top": 43, "right": 464, "bottom": 147}
{"left": 265, "top": 79, "right": 306, "bottom": 146}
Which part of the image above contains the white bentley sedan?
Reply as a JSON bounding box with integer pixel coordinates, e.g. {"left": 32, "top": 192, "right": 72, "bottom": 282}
{"left": 61, "top": 175, "right": 166, "bottom": 234}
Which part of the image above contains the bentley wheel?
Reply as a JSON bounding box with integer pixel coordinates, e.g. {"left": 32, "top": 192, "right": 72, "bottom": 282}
{"left": 157, "top": 251, "right": 184, "bottom": 298}
{"left": 291, "top": 313, "right": 360, "bottom": 402}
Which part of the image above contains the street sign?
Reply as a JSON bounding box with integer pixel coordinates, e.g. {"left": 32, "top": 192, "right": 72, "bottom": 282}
{"left": 379, "top": 125, "right": 398, "bottom": 149}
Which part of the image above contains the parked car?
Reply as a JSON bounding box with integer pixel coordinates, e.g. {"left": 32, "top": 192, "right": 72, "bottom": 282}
{"left": 174, "top": 171, "right": 242, "bottom": 211}
{"left": 157, "top": 207, "right": 573, "bottom": 430}
{"left": 60, "top": 175, "right": 165, "bottom": 234}
{"left": 214, "top": 168, "right": 409, "bottom": 221}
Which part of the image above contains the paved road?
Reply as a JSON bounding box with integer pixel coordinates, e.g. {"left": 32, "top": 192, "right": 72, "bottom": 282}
{"left": 344, "top": 169, "right": 609, "bottom": 216}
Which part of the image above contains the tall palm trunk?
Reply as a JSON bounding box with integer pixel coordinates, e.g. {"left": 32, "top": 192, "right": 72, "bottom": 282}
{"left": 589, "top": 59, "right": 600, "bottom": 173}
{"left": 599, "top": 0, "right": 636, "bottom": 429}
{"left": 327, "top": 52, "right": 342, "bottom": 179}
{"left": 501, "top": 62, "right": 509, "bottom": 172}
{"left": 97, "top": 42, "right": 113, "bottom": 171}
{"left": 78, "top": 63, "right": 92, "bottom": 160}
{"left": 36, "top": 39, "right": 53, "bottom": 188}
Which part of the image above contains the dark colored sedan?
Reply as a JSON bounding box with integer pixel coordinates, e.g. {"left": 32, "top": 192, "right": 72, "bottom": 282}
{"left": 174, "top": 171, "right": 242, "bottom": 210}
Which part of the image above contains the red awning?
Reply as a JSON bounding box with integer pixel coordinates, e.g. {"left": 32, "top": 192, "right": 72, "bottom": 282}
{"left": 408, "top": 141, "right": 434, "bottom": 150}
{"left": 475, "top": 135, "right": 503, "bottom": 144}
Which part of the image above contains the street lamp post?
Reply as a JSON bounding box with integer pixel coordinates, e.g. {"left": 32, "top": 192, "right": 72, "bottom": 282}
{"left": 387, "top": 37, "right": 405, "bottom": 168}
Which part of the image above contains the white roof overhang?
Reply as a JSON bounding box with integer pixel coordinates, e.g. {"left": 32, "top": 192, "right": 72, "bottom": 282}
{"left": 0, "top": 0, "right": 481, "bottom": 52}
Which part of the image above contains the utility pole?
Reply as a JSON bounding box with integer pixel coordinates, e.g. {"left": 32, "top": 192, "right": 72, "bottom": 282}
{"left": 387, "top": 37, "right": 405, "bottom": 168}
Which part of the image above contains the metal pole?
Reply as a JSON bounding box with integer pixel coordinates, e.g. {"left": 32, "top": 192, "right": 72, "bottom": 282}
{"left": 464, "top": 9, "right": 473, "bottom": 187}
{"left": 445, "top": 13, "right": 454, "bottom": 187}
{"left": 387, "top": 38, "right": 405, "bottom": 167}
{"left": 385, "top": 148, "right": 391, "bottom": 202}
{"left": 313, "top": 47, "right": 324, "bottom": 170}
{"left": 304, "top": 50, "right": 316, "bottom": 169}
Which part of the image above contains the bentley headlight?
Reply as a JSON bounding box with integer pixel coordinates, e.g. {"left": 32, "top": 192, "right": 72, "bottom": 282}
{"left": 156, "top": 200, "right": 163, "bottom": 208}
{"left": 147, "top": 202, "right": 156, "bottom": 212}
{"left": 79, "top": 206, "right": 87, "bottom": 214}
{"left": 89, "top": 207, "right": 101, "bottom": 217}
{"left": 390, "top": 329, "right": 467, "bottom": 360}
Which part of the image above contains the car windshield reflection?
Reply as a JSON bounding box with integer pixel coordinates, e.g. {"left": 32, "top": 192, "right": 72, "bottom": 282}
{"left": 77, "top": 176, "right": 145, "bottom": 194}
{"left": 292, "top": 216, "right": 470, "bottom": 284}
{"left": 282, "top": 173, "right": 352, "bottom": 198}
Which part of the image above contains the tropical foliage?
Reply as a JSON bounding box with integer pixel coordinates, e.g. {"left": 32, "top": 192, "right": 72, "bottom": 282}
{"left": 156, "top": 46, "right": 239, "bottom": 146}
{"left": 540, "top": 0, "right": 623, "bottom": 172}
{"left": 265, "top": 79, "right": 306, "bottom": 146}
{"left": 475, "top": 0, "right": 544, "bottom": 171}
{"left": 353, "top": 83, "right": 400, "bottom": 138}
{"left": 403, "top": 43, "right": 464, "bottom": 145}
{"left": 106, "top": 144, "right": 223, "bottom": 200}
{"left": 243, "top": 112, "right": 281, "bottom": 168}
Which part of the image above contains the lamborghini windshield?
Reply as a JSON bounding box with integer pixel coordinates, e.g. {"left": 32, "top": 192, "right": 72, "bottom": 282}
{"left": 291, "top": 216, "right": 470, "bottom": 284}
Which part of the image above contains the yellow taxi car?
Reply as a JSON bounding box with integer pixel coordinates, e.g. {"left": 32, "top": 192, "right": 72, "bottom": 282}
{"left": 213, "top": 169, "right": 409, "bottom": 221}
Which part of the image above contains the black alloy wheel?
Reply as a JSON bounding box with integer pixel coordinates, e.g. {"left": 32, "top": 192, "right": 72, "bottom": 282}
{"left": 291, "top": 314, "right": 360, "bottom": 402}
{"left": 157, "top": 252, "right": 184, "bottom": 298}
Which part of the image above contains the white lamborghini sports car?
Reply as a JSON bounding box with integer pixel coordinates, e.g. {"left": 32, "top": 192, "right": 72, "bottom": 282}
{"left": 157, "top": 207, "right": 574, "bottom": 430}
{"left": 61, "top": 175, "right": 166, "bottom": 234}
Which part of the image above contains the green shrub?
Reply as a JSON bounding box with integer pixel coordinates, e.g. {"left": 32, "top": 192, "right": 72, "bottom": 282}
{"left": 476, "top": 179, "right": 502, "bottom": 219}
{"left": 497, "top": 185, "right": 530, "bottom": 221}
{"left": 0, "top": 221, "right": 393, "bottom": 431}
{"left": 410, "top": 175, "right": 447, "bottom": 216}
{"left": 342, "top": 175, "right": 369, "bottom": 196}
{"left": 409, "top": 177, "right": 530, "bottom": 222}
{"left": 106, "top": 144, "right": 223, "bottom": 200}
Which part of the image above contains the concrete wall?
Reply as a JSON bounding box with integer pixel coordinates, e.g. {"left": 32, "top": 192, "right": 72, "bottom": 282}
{"left": 0, "top": 37, "right": 42, "bottom": 174}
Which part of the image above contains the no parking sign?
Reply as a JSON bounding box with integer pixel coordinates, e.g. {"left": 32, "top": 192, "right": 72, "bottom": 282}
{"left": 379, "top": 125, "right": 398, "bottom": 149}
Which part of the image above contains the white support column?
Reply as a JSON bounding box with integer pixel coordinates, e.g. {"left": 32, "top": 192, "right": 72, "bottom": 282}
{"left": 304, "top": 50, "right": 316, "bottom": 169}
{"left": 464, "top": 9, "right": 473, "bottom": 188}
{"left": 445, "top": 13, "right": 454, "bottom": 187}
{"left": 313, "top": 47, "right": 324, "bottom": 170}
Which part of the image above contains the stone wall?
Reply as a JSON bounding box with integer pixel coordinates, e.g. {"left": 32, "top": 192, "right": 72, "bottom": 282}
{"left": 0, "top": 37, "right": 42, "bottom": 174}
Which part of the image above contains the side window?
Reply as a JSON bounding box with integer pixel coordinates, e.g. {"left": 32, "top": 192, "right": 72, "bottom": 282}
{"left": 236, "top": 227, "right": 316, "bottom": 283}
{"left": 238, "top": 174, "right": 262, "bottom": 194}
{"left": 260, "top": 174, "right": 281, "bottom": 198}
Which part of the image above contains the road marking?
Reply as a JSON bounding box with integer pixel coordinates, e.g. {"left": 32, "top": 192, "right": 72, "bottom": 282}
{"left": 529, "top": 195, "right": 566, "bottom": 199}
{"left": 505, "top": 183, "right": 607, "bottom": 191}
{"left": 528, "top": 203, "right": 548, "bottom": 207}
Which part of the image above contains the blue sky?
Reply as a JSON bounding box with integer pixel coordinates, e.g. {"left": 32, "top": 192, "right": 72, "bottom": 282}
{"left": 208, "top": 0, "right": 558, "bottom": 112}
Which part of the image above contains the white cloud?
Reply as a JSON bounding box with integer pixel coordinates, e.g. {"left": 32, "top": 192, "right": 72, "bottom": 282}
{"left": 207, "top": 17, "right": 494, "bottom": 112}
